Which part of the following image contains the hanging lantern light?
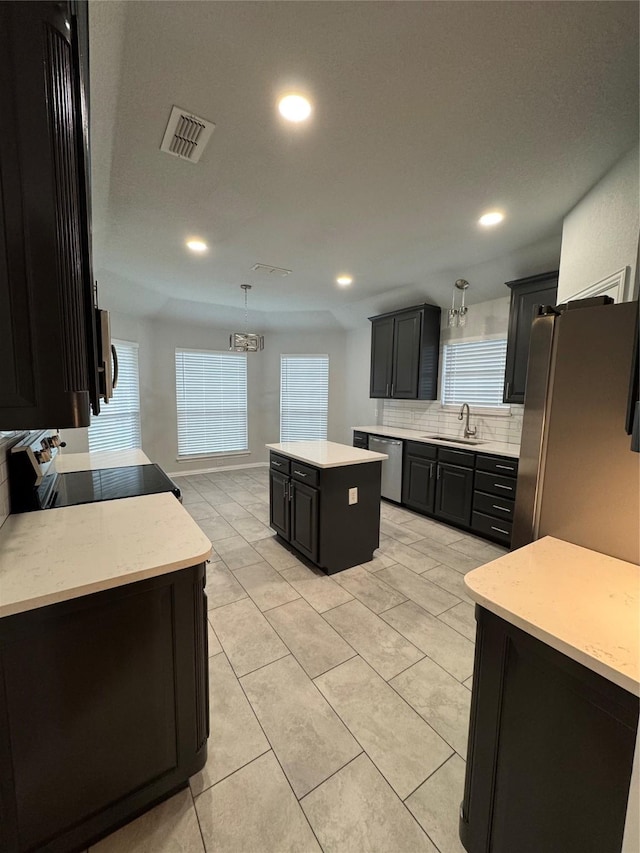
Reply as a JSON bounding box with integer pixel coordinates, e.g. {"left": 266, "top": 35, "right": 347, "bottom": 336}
{"left": 229, "top": 284, "right": 264, "bottom": 352}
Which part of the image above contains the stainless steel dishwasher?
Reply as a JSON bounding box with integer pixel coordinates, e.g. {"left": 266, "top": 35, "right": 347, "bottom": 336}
{"left": 368, "top": 436, "right": 403, "bottom": 503}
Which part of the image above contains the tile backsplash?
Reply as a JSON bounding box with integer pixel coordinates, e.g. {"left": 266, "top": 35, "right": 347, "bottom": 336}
{"left": 381, "top": 400, "right": 523, "bottom": 446}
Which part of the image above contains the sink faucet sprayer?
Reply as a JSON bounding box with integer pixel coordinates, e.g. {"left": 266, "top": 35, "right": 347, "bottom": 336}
{"left": 458, "top": 403, "right": 477, "bottom": 439}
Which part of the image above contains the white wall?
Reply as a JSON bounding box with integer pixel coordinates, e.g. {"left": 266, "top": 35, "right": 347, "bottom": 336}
{"left": 345, "top": 325, "right": 379, "bottom": 431}
{"left": 557, "top": 145, "right": 639, "bottom": 303}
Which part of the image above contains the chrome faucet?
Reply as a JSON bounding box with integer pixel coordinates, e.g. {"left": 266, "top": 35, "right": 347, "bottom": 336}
{"left": 458, "top": 403, "right": 477, "bottom": 438}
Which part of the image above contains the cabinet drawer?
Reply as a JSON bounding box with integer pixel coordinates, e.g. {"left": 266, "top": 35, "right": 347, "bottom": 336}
{"left": 291, "top": 461, "right": 320, "bottom": 487}
{"left": 270, "top": 453, "right": 290, "bottom": 475}
{"left": 471, "top": 511, "right": 512, "bottom": 544}
{"left": 476, "top": 454, "right": 518, "bottom": 477}
{"left": 405, "top": 441, "right": 437, "bottom": 460}
{"left": 473, "top": 490, "right": 515, "bottom": 520}
{"left": 353, "top": 431, "right": 369, "bottom": 449}
{"left": 438, "top": 447, "right": 474, "bottom": 468}
{"left": 475, "top": 470, "right": 517, "bottom": 498}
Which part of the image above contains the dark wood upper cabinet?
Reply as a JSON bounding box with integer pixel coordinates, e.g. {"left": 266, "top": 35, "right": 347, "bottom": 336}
{"left": 504, "top": 271, "right": 558, "bottom": 404}
{"left": 0, "top": 1, "right": 99, "bottom": 429}
{"left": 370, "top": 316, "right": 394, "bottom": 398}
{"left": 369, "top": 304, "right": 441, "bottom": 400}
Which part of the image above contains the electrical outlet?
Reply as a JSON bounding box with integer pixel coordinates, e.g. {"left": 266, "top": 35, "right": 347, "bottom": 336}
{"left": 348, "top": 487, "right": 358, "bottom": 505}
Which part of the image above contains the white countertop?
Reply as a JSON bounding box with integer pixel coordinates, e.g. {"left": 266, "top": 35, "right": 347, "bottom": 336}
{"left": 266, "top": 440, "right": 388, "bottom": 468}
{"left": 54, "top": 448, "right": 151, "bottom": 473}
{"left": 464, "top": 537, "right": 640, "bottom": 696}
{"left": 0, "top": 493, "right": 212, "bottom": 618}
{"left": 352, "top": 425, "right": 519, "bottom": 459}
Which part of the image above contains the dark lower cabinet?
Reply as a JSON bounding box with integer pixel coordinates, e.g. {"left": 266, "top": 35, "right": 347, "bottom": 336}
{"left": 434, "top": 462, "right": 474, "bottom": 527}
{"left": 398, "top": 438, "right": 517, "bottom": 545}
{"left": 0, "top": 564, "right": 208, "bottom": 853}
{"left": 269, "top": 469, "right": 290, "bottom": 540}
{"left": 461, "top": 607, "right": 639, "bottom": 853}
{"left": 269, "top": 452, "right": 382, "bottom": 573}
{"left": 403, "top": 454, "right": 437, "bottom": 513}
{"left": 291, "top": 480, "right": 319, "bottom": 561}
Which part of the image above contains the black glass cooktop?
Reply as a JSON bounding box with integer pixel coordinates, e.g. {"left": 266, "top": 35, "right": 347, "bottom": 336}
{"left": 47, "top": 464, "right": 181, "bottom": 509}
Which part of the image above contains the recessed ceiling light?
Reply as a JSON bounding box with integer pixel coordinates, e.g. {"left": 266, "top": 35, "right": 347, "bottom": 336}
{"left": 186, "top": 239, "right": 208, "bottom": 253}
{"left": 478, "top": 211, "right": 504, "bottom": 227}
{"left": 278, "top": 94, "right": 312, "bottom": 123}
{"left": 336, "top": 275, "right": 353, "bottom": 287}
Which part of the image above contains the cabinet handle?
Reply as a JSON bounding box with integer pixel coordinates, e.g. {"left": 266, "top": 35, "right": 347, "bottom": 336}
{"left": 293, "top": 470, "right": 307, "bottom": 477}
{"left": 288, "top": 482, "right": 293, "bottom": 501}
{"left": 492, "top": 505, "right": 510, "bottom": 513}
{"left": 272, "top": 461, "right": 282, "bottom": 467}
{"left": 495, "top": 464, "right": 515, "bottom": 471}
{"left": 505, "top": 381, "right": 510, "bottom": 398}
{"left": 429, "top": 463, "right": 434, "bottom": 478}
{"left": 386, "top": 383, "right": 389, "bottom": 396}
{"left": 436, "top": 464, "right": 441, "bottom": 480}
{"left": 491, "top": 525, "right": 509, "bottom": 535}
{"left": 494, "top": 483, "right": 513, "bottom": 491}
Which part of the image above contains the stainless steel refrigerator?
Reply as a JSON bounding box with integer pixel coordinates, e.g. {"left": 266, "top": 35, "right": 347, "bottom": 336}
{"left": 512, "top": 297, "right": 640, "bottom": 565}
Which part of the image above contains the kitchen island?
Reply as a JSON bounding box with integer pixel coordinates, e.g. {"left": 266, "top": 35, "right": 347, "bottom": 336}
{"left": 460, "top": 537, "right": 639, "bottom": 853}
{"left": 0, "top": 490, "right": 212, "bottom": 852}
{"left": 266, "top": 440, "right": 387, "bottom": 573}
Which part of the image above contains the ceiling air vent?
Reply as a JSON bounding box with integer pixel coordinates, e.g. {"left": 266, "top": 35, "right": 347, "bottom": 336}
{"left": 251, "top": 263, "right": 292, "bottom": 277}
{"left": 160, "top": 106, "right": 215, "bottom": 164}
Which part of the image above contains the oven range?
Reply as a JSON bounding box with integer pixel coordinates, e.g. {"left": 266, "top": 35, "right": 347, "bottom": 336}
{"left": 8, "top": 430, "right": 180, "bottom": 513}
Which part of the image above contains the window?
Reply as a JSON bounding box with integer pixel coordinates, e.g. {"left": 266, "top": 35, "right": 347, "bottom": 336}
{"left": 88, "top": 340, "right": 141, "bottom": 451}
{"left": 175, "top": 349, "right": 248, "bottom": 457}
{"left": 441, "top": 339, "right": 508, "bottom": 408}
{"left": 280, "top": 354, "right": 329, "bottom": 441}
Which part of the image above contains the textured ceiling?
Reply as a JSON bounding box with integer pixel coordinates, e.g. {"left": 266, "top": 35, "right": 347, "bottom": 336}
{"left": 89, "top": 1, "right": 639, "bottom": 327}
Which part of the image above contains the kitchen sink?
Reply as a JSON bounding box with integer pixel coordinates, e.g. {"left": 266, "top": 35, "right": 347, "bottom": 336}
{"left": 422, "top": 435, "right": 487, "bottom": 446}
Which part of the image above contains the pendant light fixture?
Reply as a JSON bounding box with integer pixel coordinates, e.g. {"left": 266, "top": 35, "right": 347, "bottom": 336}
{"left": 229, "top": 284, "right": 264, "bottom": 352}
{"left": 447, "top": 279, "right": 470, "bottom": 328}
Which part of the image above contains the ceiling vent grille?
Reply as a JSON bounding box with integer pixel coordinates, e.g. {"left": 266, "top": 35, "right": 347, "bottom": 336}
{"left": 160, "top": 106, "right": 215, "bottom": 163}
{"left": 251, "top": 263, "right": 292, "bottom": 277}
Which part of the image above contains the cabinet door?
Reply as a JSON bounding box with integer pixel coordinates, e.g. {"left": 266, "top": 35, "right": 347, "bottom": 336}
{"left": 269, "top": 471, "right": 290, "bottom": 541}
{"left": 402, "top": 455, "right": 436, "bottom": 514}
{"left": 392, "top": 310, "right": 422, "bottom": 398}
{"left": 370, "top": 317, "right": 394, "bottom": 398}
{"left": 504, "top": 272, "right": 558, "bottom": 403}
{"left": 434, "top": 463, "right": 473, "bottom": 526}
{"left": 0, "top": 1, "right": 96, "bottom": 428}
{"left": 290, "top": 481, "right": 319, "bottom": 562}
{"left": 461, "top": 608, "right": 639, "bottom": 853}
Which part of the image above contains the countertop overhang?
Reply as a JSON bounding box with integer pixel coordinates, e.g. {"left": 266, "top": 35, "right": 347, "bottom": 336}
{"left": 352, "top": 425, "right": 519, "bottom": 459}
{"left": 266, "top": 440, "right": 388, "bottom": 468}
{"left": 464, "top": 537, "right": 640, "bottom": 696}
{"left": 0, "top": 492, "right": 212, "bottom": 618}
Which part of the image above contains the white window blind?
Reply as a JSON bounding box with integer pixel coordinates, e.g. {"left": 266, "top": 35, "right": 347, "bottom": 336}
{"left": 441, "top": 339, "right": 508, "bottom": 407}
{"left": 280, "top": 355, "right": 329, "bottom": 441}
{"left": 175, "top": 349, "right": 248, "bottom": 457}
{"left": 88, "top": 340, "right": 141, "bottom": 452}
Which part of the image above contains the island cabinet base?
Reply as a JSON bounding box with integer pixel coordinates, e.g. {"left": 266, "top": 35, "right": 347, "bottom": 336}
{"left": 270, "top": 454, "right": 382, "bottom": 574}
{"left": 0, "top": 564, "right": 209, "bottom": 853}
{"left": 461, "top": 607, "right": 639, "bottom": 853}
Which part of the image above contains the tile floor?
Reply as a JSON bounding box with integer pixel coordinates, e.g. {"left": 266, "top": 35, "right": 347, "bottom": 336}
{"left": 90, "top": 466, "right": 507, "bottom": 853}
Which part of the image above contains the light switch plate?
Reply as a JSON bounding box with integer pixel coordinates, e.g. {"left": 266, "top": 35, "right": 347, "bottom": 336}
{"left": 348, "top": 487, "right": 358, "bottom": 505}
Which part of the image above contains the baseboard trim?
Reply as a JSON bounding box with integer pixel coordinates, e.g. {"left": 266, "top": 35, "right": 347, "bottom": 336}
{"left": 168, "top": 462, "right": 269, "bottom": 477}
